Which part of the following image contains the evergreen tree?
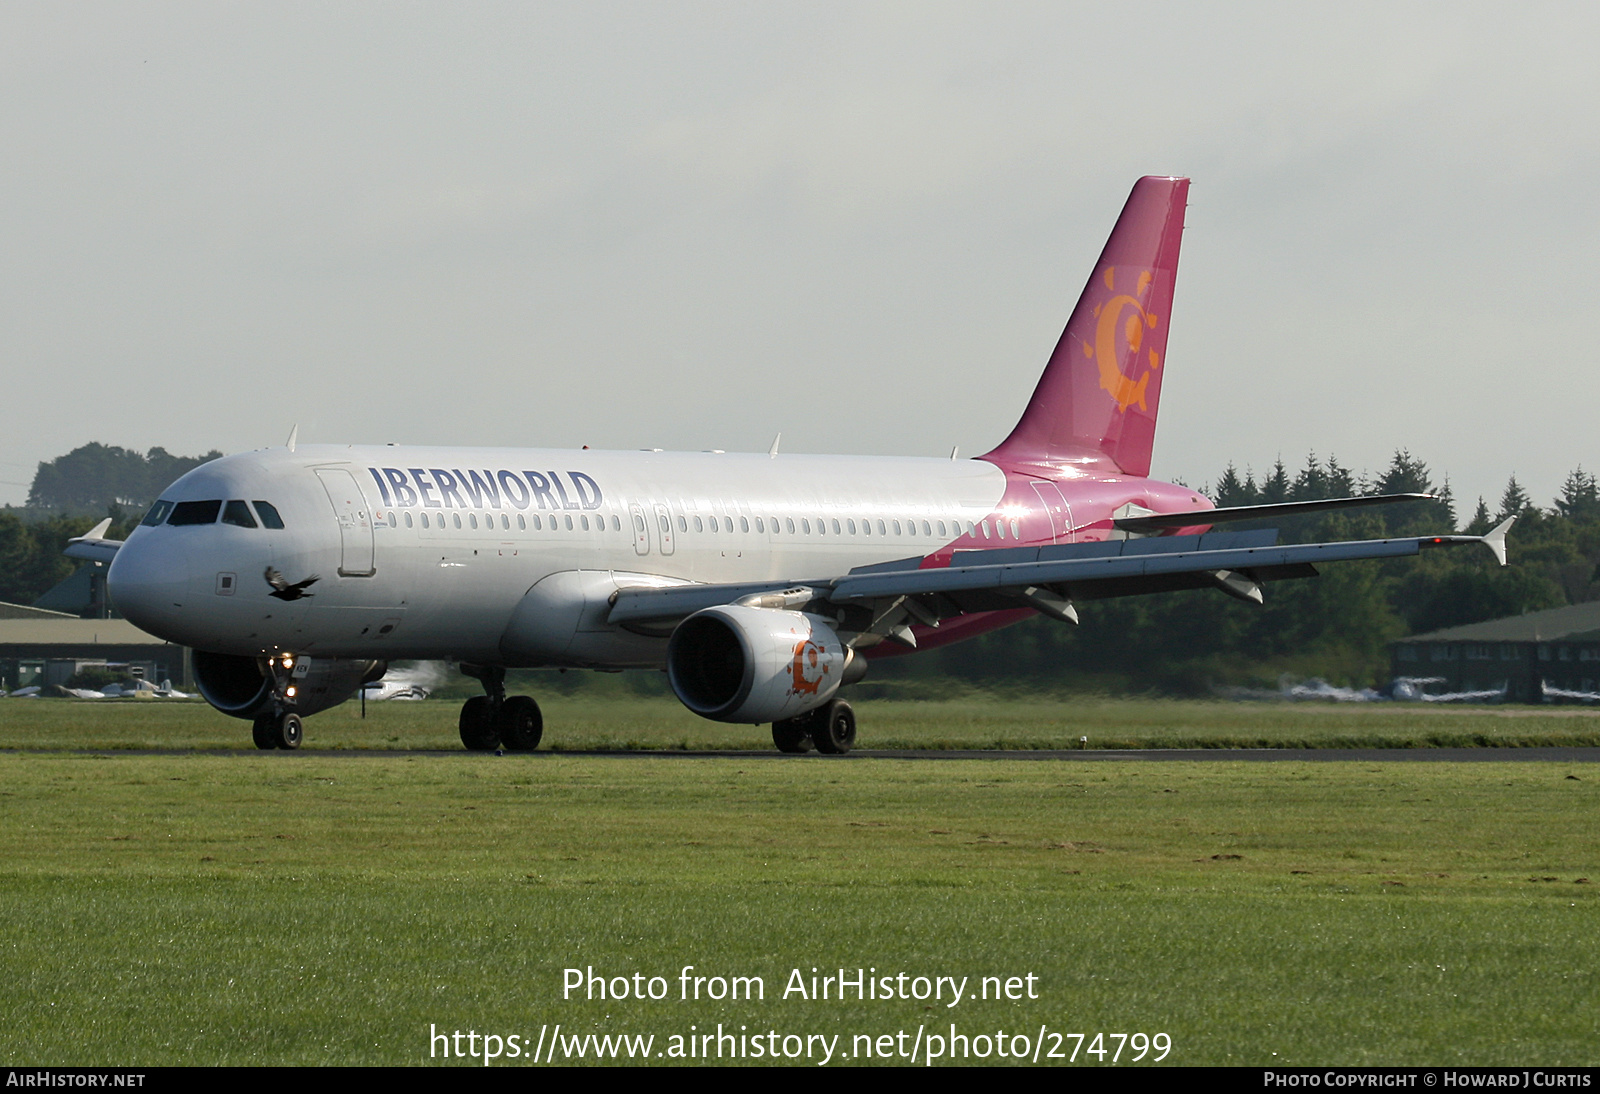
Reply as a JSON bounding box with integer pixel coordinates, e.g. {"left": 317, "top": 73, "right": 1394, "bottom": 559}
{"left": 1260, "top": 458, "right": 1290, "bottom": 505}
{"left": 1213, "top": 464, "right": 1256, "bottom": 507}
{"left": 1555, "top": 467, "right": 1600, "bottom": 522}
{"left": 1497, "top": 475, "right": 1533, "bottom": 522}
{"left": 1465, "top": 497, "right": 1493, "bottom": 535}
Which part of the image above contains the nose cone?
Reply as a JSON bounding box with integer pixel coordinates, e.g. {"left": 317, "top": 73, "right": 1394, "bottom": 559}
{"left": 107, "top": 535, "right": 192, "bottom": 641}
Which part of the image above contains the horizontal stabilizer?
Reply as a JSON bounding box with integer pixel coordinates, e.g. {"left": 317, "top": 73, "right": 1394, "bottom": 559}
{"left": 1113, "top": 493, "right": 1437, "bottom": 533}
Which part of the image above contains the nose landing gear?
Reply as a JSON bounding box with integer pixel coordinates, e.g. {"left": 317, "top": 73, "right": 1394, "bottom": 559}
{"left": 458, "top": 664, "right": 544, "bottom": 752}
{"left": 251, "top": 656, "right": 305, "bottom": 750}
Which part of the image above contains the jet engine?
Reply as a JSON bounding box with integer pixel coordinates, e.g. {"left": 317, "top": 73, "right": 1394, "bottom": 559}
{"left": 666, "top": 605, "right": 854, "bottom": 723}
{"left": 191, "top": 650, "right": 385, "bottom": 719}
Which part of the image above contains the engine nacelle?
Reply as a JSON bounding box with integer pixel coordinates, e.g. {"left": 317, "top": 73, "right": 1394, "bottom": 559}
{"left": 191, "top": 650, "right": 385, "bottom": 720}
{"left": 667, "top": 605, "right": 849, "bottom": 723}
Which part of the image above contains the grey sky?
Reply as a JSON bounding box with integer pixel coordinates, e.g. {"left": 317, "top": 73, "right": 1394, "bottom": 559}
{"left": 3, "top": 3, "right": 1596, "bottom": 516}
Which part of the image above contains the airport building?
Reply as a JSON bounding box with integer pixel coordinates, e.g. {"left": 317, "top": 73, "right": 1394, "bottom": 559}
{"left": 0, "top": 602, "right": 189, "bottom": 691}
{"left": 1391, "top": 601, "right": 1600, "bottom": 703}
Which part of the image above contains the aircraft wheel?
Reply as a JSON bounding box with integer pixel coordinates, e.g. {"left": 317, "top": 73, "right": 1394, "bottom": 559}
{"left": 497, "top": 695, "right": 543, "bottom": 751}
{"left": 251, "top": 714, "right": 279, "bottom": 750}
{"left": 812, "top": 700, "right": 856, "bottom": 755}
{"left": 771, "top": 717, "right": 812, "bottom": 754}
{"left": 459, "top": 696, "right": 500, "bottom": 751}
{"left": 275, "top": 712, "right": 304, "bottom": 750}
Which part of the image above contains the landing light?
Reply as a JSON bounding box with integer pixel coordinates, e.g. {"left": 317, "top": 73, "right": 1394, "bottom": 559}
{"left": 286, "top": 686, "right": 297, "bottom": 698}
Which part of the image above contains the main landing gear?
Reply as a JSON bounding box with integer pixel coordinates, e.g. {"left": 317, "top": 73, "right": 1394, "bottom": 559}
{"left": 771, "top": 698, "right": 856, "bottom": 755}
{"left": 458, "top": 664, "right": 544, "bottom": 752}
{"left": 252, "top": 710, "right": 303, "bottom": 750}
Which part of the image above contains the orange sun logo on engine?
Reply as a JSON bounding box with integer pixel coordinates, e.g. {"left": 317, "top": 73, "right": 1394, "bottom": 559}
{"left": 1083, "top": 267, "right": 1161, "bottom": 412}
{"left": 791, "top": 638, "right": 828, "bottom": 695}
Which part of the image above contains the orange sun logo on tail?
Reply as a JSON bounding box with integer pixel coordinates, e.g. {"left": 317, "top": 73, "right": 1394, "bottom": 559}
{"left": 1081, "top": 266, "right": 1161, "bottom": 412}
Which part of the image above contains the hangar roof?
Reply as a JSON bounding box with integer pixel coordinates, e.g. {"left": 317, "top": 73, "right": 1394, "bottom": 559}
{"left": 0, "top": 618, "right": 176, "bottom": 647}
{"left": 1396, "top": 601, "right": 1600, "bottom": 645}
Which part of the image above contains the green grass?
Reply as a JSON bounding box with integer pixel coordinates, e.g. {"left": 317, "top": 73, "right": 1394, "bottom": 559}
{"left": 0, "top": 750, "right": 1596, "bottom": 1065}
{"left": 5, "top": 694, "right": 1600, "bottom": 751}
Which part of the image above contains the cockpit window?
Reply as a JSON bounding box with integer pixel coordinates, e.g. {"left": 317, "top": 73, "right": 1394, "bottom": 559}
{"left": 252, "top": 501, "right": 285, "bottom": 529}
{"left": 141, "top": 500, "right": 174, "bottom": 527}
{"left": 167, "top": 500, "right": 222, "bottom": 526}
{"left": 221, "top": 500, "right": 258, "bottom": 528}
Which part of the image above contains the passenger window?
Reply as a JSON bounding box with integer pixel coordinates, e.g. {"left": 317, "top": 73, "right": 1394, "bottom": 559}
{"left": 801, "top": 519, "right": 810, "bottom": 535}
{"left": 694, "top": 516, "right": 704, "bottom": 532}
{"left": 168, "top": 500, "right": 222, "bottom": 526}
{"left": 421, "top": 513, "right": 430, "bottom": 529}
{"left": 755, "top": 518, "right": 764, "bottom": 533}
{"left": 741, "top": 516, "right": 750, "bottom": 533}
{"left": 454, "top": 514, "right": 462, "bottom": 529}
{"left": 937, "top": 521, "right": 946, "bottom": 536}
{"left": 581, "top": 515, "right": 590, "bottom": 531}
{"left": 221, "top": 500, "right": 257, "bottom": 528}
{"left": 141, "top": 500, "right": 174, "bottom": 527}
{"left": 470, "top": 514, "right": 478, "bottom": 529}
{"left": 786, "top": 518, "right": 795, "bottom": 534}
{"left": 612, "top": 515, "right": 621, "bottom": 531}
{"left": 389, "top": 513, "right": 397, "bottom": 527}
{"left": 1011, "top": 519, "right": 1021, "bottom": 539}
{"left": 565, "top": 515, "right": 574, "bottom": 530}
{"left": 923, "top": 521, "right": 932, "bottom": 537}
{"left": 678, "top": 516, "right": 688, "bottom": 532}
{"left": 517, "top": 515, "right": 526, "bottom": 530}
{"left": 832, "top": 519, "right": 841, "bottom": 535}
{"left": 996, "top": 519, "right": 1005, "bottom": 539}
{"left": 981, "top": 521, "right": 991, "bottom": 538}
{"left": 252, "top": 501, "right": 285, "bottom": 529}
{"left": 532, "top": 515, "right": 542, "bottom": 530}
{"left": 405, "top": 513, "right": 413, "bottom": 528}
{"left": 890, "top": 520, "right": 899, "bottom": 536}
{"left": 847, "top": 519, "right": 857, "bottom": 535}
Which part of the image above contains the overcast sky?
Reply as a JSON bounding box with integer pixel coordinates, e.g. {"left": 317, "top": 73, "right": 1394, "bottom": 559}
{"left": 3, "top": 3, "right": 1596, "bottom": 518}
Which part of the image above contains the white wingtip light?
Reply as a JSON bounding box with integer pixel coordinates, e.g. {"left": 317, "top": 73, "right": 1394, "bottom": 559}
{"left": 1482, "top": 515, "right": 1515, "bottom": 567}
{"left": 286, "top": 425, "right": 299, "bottom": 452}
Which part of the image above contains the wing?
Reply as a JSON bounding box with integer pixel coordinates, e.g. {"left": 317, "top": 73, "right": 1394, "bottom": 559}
{"left": 607, "top": 519, "right": 1516, "bottom": 649}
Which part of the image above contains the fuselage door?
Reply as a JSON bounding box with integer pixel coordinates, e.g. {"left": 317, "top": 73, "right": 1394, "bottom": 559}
{"left": 629, "top": 504, "right": 651, "bottom": 556}
{"left": 653, "top": 503, "right": 676, "bottom": 556}
{"left": 315, "top": 468, "right": 376, "bottom": 576}
{"left": 1029, "top": 480, "right": 1073, "bottom": 544}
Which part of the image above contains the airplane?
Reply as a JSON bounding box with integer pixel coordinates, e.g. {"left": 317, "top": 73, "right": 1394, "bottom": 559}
{"left": 78, "top": 176, "right": 1514, "bottom": 752}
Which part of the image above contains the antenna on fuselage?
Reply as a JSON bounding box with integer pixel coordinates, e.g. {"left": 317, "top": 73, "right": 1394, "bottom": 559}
{"left": 769, "top": 433, "right": 781, "bottom": 458}
{"left": 949, "top": 445, "right": 960, "bottom": 460}
{"left": 286, "top": 425, "right": 298, "bottom": 452}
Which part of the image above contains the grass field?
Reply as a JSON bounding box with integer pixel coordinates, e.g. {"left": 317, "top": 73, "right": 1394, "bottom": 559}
{"left": 6, "top": 694, "right": 1600, "bottom": 751}
{"left": 0, "top": 715, "right": 1597, "bottom": 1065}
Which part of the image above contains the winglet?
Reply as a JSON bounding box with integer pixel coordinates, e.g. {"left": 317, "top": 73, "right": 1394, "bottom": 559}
{"left": 64, "top": 518, "right": 123, "bottom": 563}
{"left": 286, "top": 424, "right": 299, "bottom": 452}
{"left": 74, "top": 518, "right": 113, "bottom": 543}
{"left": 1482, "top": 515, "right": 1515, "bottom": 567}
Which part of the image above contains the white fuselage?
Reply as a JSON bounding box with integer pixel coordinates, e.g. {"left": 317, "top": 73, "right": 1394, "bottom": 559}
{"left": 107, "top": 444, "right": 1200, "bottom": 667}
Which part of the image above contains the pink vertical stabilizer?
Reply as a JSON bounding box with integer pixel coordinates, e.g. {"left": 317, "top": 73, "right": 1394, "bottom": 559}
{"left": 983, "top": 176, "right": 1189, "bottom": 479}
